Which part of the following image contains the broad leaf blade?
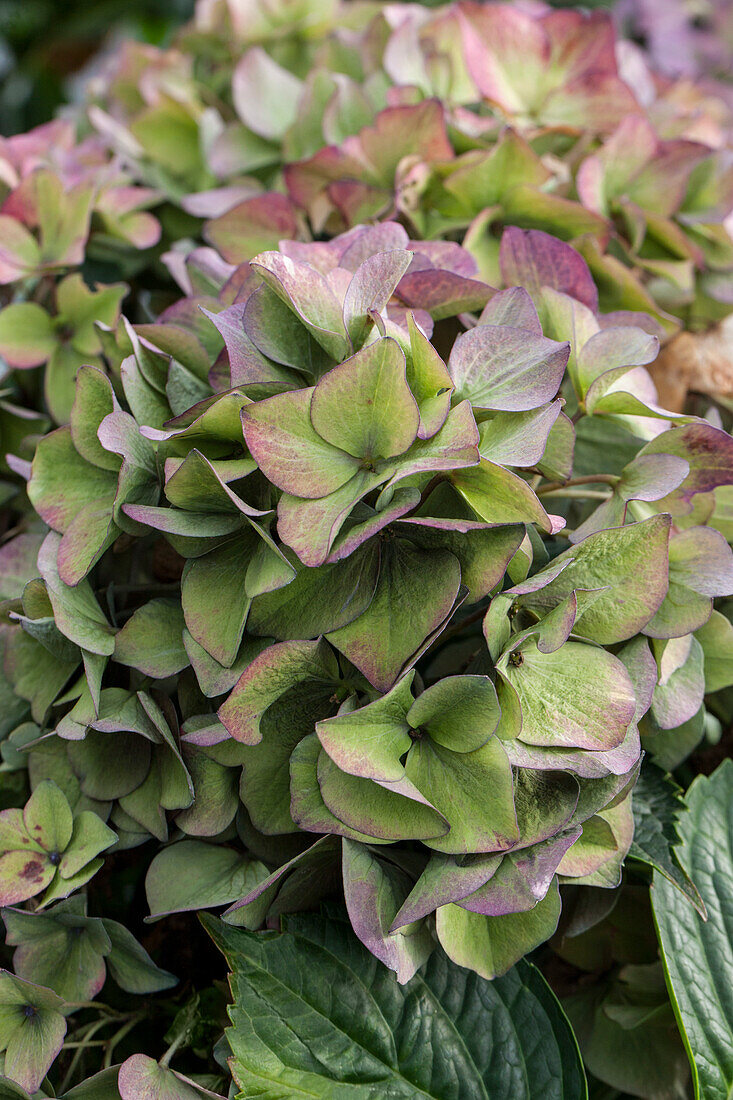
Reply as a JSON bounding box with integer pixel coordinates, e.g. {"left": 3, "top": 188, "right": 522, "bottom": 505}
{"left": 203, "top": 909, "right": 587, "bottom": 1099}
{"left": 629, "top": 763, "right": 705, "bottom": 916}
{"left": 652, "top": 760, "right": 733, "bottom": 1100}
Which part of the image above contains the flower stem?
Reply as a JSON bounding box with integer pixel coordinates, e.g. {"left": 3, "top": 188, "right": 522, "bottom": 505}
{"left": 536, "top": 474, "right": 619, "bottom": 496}
{"left": 538, "top": 488, "right": 612, "bottom": 501}
{"left": 104, "top": 1013, "right": 144, "bottom": 1069}
{"left": 159, "top": 1029, "right": 187, "bottom": 1070}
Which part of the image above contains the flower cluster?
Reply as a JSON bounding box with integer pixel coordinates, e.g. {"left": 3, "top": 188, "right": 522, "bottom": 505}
{"left": 1, "top": 225, "right": 728, "bottom": 1003}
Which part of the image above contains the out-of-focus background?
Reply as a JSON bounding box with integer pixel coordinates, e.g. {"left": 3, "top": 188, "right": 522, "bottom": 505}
{"left": 0, "top": 0, "right": 195, "bottom": 135}
{"left": 0, "top": 0, "right": 729, "bottom": 136}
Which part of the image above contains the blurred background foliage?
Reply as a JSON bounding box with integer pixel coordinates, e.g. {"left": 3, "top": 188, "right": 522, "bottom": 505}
{"left": 0, "top": 0, "right": 195, "bottom": 135}
{"left": 0, "top": 0, "right": 618, "bottom": 137}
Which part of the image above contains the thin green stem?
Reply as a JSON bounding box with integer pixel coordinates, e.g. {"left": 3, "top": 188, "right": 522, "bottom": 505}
{"left": 64, "top": 1001, "right": 118, "bottom": 1013}
{"left": 104, "top": 1013, "right": 144, "bottom": 1069}
{"left": 61, "top": 1040, "right": 108, "bottom": 1050}
{"left": 538, "top": 488, "right": 612, "bottom": 501}
{"left": 159, "top": 1028, "right": 187, "bottom": 1070}
{"left": 536, "top": 474, "right": 619, "bottom": 496}
{"left": 59, "top": 1047, "right": 93, "bottom": 1094}
{"left": 67, "top": 1020, "right": 112, "bottom": 1042}
{"left": 62, "top": 1010, "right": 141, "bottom": 1091}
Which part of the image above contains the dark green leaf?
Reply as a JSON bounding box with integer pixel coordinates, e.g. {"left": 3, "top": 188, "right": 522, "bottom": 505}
{"left": 203, "top": 909, "right": 587, "bottom": 1099}
{"left": 652, "top": 760, "right": 733, "bottom": 1100}
{"left": 629, "top": 763, "right": 705, "bottom": 916}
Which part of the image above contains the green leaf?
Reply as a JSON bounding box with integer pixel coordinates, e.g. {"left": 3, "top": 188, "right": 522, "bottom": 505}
{"left": 451, "top": 460, "right": 556, "bottom": 531}
{"left": 37, "top": 535, "right": 115, "bottom": 657}
{"left": 232, "top": 49, "right": 303, "bottom": 140}
{"left": 413, "top": 676, "right": 500, "bottom": 749}
{"left": 66, "top": 731, "right": 151, "bottom": 802}
{"left": 327, "top": 540, "right": 461, "bottom": 691}
{"left": 644, "top": 527, "right": 733, "bottom": 639}
{"left": 478, "top": 402, "right": 562, "bottom": 468}
{"left": 130, "top": 103, "right": 202, "bottom": 180}
{"left": 56, "top": 275, "right": 126, "bottom": 356}
{"left": 57, "top": 812, "right": 117, "bottom": 880}
{"left": 387, "top": 400, "right": 479, "bottom": 484}
{"left": 203, "top": 908, "right": 587, "bottom": 1098}
{"left": 639, "top": 423, "right": 733, "bottom": 511}
{"left": 46, "top": 344, "right": 95, "bottom": 425}
{"left": 0, "top": 970, "right": 66, "bottom": 1095}
{"left": 27, "top": 429, "right": 118, "bottom": 584}
{"left": 181, "top": 535, "right": 259, "bottom": 666}
{"left": 315, "top": 673, "right": 414, "bottom": 782}
{"left": 146, "top": 841, "right": 268, "bottom": 919}
{"left": 695, "top": 610, "right": 733, "bottom": 692}
{"left": 23, "top": 781, "right": 72, "bottom": 856}
{"left": 243, "top": 388, "right": 359, "bottom": 498}
{"left": 0, "top": 536, "right": 44, "bottom": 604}
{"left": 118, "top": 1053, "right": 223, "bottom": 1099}
{"left": 649, "top": 635, "right": 704, "bottom": 730}
{"left": 184, "top": 633, "right": 270, "bottom": 700}
{"left": 310, "top": 339, "right": 419, "bottom": 461}
{"left": 0, "top": 217, "right": 40, "bottom": 280}
{"left": 122, "top": 505, "right": 242, "bottom": 542}
{"left": 277, "top": 468, "right": 388, "bottom": 567}
{"left": 69, "top": 367, "right": 121, "bottom": 473}
{"left": 0, "top": 303, "right": 56, "bottom": 369}
{"left": 652, "top": 760, "right": 733, "bottom": 1100}
{"left": 397, "top": 519, "right": 523, "bottom": 604}
{"left": 101, "top": 920, "right": 177, "bottom": 994}
{"left": 162, "top": 450, "right": 258, "bottom": 517}
{"left": 243, "top": 285, "right": 332, "bottom": 375}
{"left": 445, "top": 131, "right": 550, "bottom": 212}
{"left": 628, "top": 763, "right": 705, "bottom": 916}
{"left": 113, "top": 599, "right": 187, "bottom": 679}
{"left": 0, "top": 1077, "right": 33, "bottom": 1099}
{"left": 237, "top": 679, "right": 338, "bottom": 834}
{"left": 316, "top": 748, "right": 448, "bottom": 843}
{"left": 448, "top": 324, "right": 568, "bottom": 412}
{"left": 218, "top": 638, "right": 338, "bottom": 745}
{"left": 342, "top": 252, "right": 412, "bottom": 349}
{"left": 247, "top": 546, "right": 379, "bottom": 640}
{"left": 4, "top": 630, "right": 79, "bottom": 724}
{"left": 557, "top": 797, "right": 633, "bottom": 888}
{"left": 61, "top": 1065, "right": 125, "bottom": 1098}
{"left": 406, "top": 736, "right": 518, "bottom": 855}
{"left": 576, "top": 326, "right": 659, "bottom": 398}
{"left": 564, "top": 964, "right": 691, "bottom": 1100}
{"left": 502, "top": 186, "right": 607, "bottom": 241}
{"left": 642, "top": 706, "right": 706, "bottom": 773}
{"left": 204, "top": 195, "right": 298, "bottom": 266}
{"left": 405, "top": 312, "right": 453, "bottom": 439}
{"left": 497, "top": 640, "right": 636, "bottom": 750}
{"left": 0, "top": 851, "right": 55, "bottom": 908}
{"left": 436, "top": 882, "right": 562, "bottom": 980}
{"left": 520, "top": 516, "right": 671, "bottom": 644}
{"left": 341, "top": 841, "right": 433, "bottom": 984}
{"left": 2, "top": 898, "right": 110, "bottom": 1003}
{"left": 251, "top": 252, "right": 350, "bottom": 361}
{"left": 174, "top": 748, "right": 238, "bottom": 837}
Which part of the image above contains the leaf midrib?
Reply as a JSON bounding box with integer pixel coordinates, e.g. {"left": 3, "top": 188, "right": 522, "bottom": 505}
{"left": 226, "top": 933, "right": 489, "bottom": 1100}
